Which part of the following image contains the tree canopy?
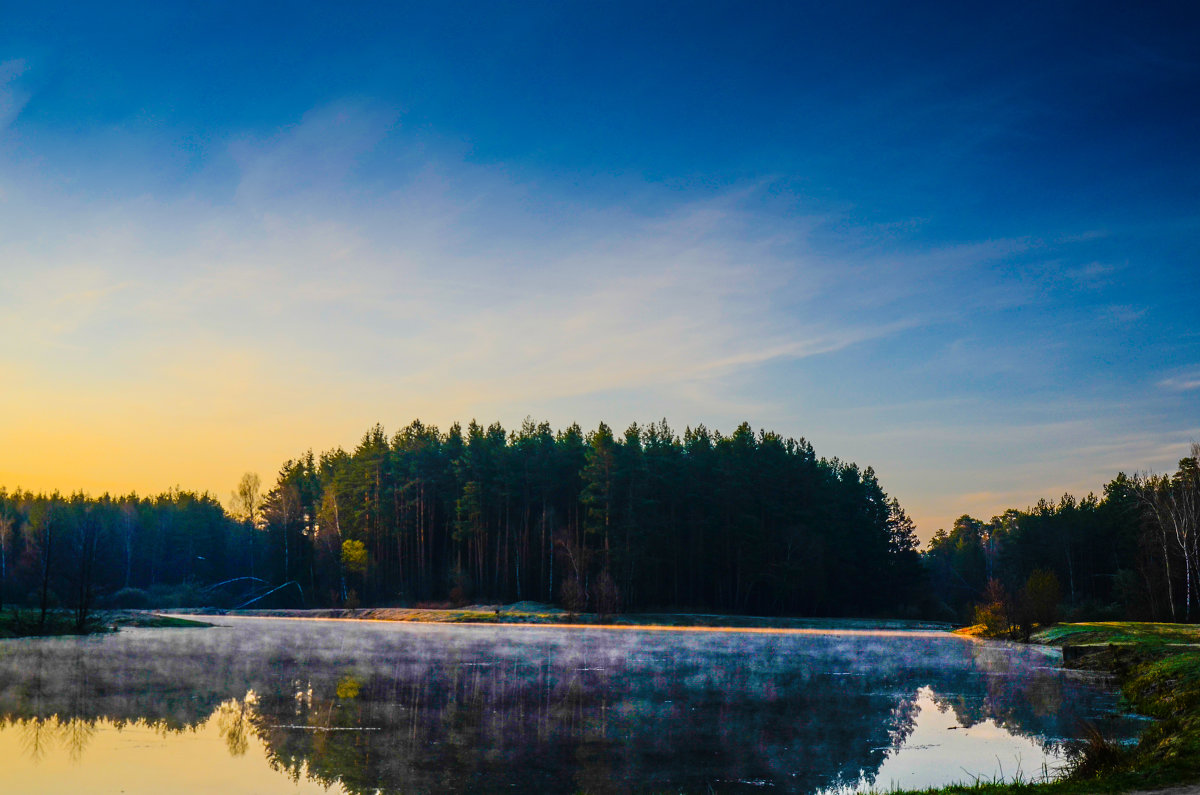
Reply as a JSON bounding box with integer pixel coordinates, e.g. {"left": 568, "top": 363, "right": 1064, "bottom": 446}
{"left": 0, "top": 418, "right": 924, "bottom": 618}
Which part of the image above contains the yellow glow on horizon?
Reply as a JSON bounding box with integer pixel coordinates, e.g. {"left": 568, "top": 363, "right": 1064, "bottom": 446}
{"left": 1, "top": 387, "right": 960, "bottom": 540}
{"left": 0, "top": 340, "right": 468, "bottom": 507}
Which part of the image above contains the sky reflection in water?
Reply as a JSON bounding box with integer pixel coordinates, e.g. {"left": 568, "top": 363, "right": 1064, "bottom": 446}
{"left": 0, "top": 618, "right": 1146, "bottom": 794}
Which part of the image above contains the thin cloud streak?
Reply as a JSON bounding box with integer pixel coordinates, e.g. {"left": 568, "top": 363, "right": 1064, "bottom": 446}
{"left": 1159, "top": 369, "right": 1200, "bottom": 392}
{"left": 2, "top": 105, "right": 945, "bottom": 399}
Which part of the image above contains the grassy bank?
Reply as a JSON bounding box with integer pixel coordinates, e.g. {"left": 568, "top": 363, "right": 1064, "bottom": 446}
{"left": 896, "top": 622, "right": 1200, "bottom": 794}
{"left": 0, "top": 608, "right": 114, "bottom": 637}
{"left": 0, "top": 608, "right": 212, "bottom": 638}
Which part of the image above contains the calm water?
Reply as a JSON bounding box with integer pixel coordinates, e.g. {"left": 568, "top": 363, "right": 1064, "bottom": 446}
{"left": 0, "top": 617, "right": 1147, "bottom": 794}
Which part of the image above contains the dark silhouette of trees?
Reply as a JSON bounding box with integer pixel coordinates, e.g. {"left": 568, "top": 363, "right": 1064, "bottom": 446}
{"left": 0, "top": 487, "right": 253, "bottom": 622}
{"left": 7, "top": 423, "right": 1194, "bottom": 626}
{"left": 237, "top": 418, "right": 923, "bottom": 616}
{"left": 0, "top": 418, "right": 926, "bottom": 617}
{"left": 0, "top": 501, "right": 13, "bottom": 610}
{"left": 925, "top": 447, "right": 1200, "bottom": 623}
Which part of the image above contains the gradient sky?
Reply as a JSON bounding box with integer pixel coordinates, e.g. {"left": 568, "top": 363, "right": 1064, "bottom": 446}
{"left": 1, "top": 2, "right": 1197, "bottom": 542}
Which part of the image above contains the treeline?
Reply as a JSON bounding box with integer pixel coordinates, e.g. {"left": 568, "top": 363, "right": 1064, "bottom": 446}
{"left": 924, "top": 444, "right": 1200, "bottom": 624}
{"left": 0, "top": 488, "right": 247, "bottom": 628}
{"left": 255, "top": 419, "right": 923, "bottom": 616}
{"left": 8, "top": 422, "right": 1197, "bottom": 626}
{"left": 0, "top": 418, "right": 925, "bottom": 619}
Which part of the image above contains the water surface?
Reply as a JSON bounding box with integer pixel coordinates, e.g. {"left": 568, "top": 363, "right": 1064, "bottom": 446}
{"left": 0, "top": 617, "right": 1146, "bottom": 793}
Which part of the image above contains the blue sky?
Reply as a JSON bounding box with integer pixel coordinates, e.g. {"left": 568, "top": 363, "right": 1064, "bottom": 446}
{"left": 1, "top": 1, "right": 1197, "bottom": 540}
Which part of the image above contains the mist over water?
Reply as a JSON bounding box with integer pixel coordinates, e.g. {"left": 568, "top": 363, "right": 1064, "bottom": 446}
{"left": 0, "top": 618, "right": 1146, "bottom": 793}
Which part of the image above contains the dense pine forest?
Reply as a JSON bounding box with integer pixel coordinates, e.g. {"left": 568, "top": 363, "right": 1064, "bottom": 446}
{"left": 2, "top": 422, "right": 1197, "bottom": 626}
{"left": 0, "top": 419, "right": 923, "bottom": 618}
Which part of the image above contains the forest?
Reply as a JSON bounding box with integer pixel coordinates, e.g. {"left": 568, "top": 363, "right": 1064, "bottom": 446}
{"left": 926, "top": 444, "right": 1200, "bottom": 625}
{"left": 0, "top": 419, "right": 922, "bottom": 620}
{"left": 2, "top": 420, "right": 1197, "bottom": 626}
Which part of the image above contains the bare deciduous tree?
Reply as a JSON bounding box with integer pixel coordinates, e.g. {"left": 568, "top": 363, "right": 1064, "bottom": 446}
{"left": 230, "top": 473, "right": 263, "bottom": 527}
{"left": 231, "top": 473, "right": 263, "bottom": 577}
{"left": 1134, "top": 444, "right": 1200, "bottom": 622}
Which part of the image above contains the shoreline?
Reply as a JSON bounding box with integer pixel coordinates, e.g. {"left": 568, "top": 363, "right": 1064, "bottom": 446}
{"left": 895, "top": 622, "right": 1200, "bottom": 795}
{"left": 0, "top": 608, "right": 213, "bottom": 638}
{"left": 172, "top": 610, "right": 957, "bottom": 638}
{"left": 159, "top": 602, "right": 952, "bottom": 632}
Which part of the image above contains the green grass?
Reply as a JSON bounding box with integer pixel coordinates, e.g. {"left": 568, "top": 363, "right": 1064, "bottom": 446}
{"left": 888, "top": 622, "right": 1200, "bottom": 795}
{"left": 0, "top": 608, "right": 112, "bottom": 638}
{"left": 115, "top": 613, "right": 212, "bottom": 629}
{"left": 1120, "top": 651, "right": 1200, "bottom": 784}
{"left": 881, "top": 780, "right": 1145, "bottom": 794}
{"left": 0, "top": 609, "right": 213, "bottom": 637}
{"left": 1032, "top": 621, "right": 1200, "bottom": 647}
{"left": 448, "top": 610, "right": 501, "bottom": 623}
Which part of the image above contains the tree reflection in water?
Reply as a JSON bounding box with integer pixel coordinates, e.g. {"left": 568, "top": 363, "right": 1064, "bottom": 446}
{"left": 216, "top": 692, "right": 258, "bottom": 756}
{"left": 17, "top": 716, "right": 74, "bottom": 763}
{"left": 0, "top": 620, "right": 1147, "bottom": 793}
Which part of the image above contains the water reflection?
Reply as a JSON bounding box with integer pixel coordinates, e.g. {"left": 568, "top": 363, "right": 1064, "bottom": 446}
{"left": 0, "top": 711, "right": 344, "bottom": 795}
{"left": 0, "top": 619, "right": 1146, "bottom": 793}
{"left": 217, "top": 692, "right": 257, "bottom": 756}
{"left": 827, "top": 686, "right": 1064, "bottom": 794}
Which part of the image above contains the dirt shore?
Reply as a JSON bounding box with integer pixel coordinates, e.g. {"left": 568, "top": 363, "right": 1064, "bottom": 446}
{"left": 162, "top": 602, "right": 951, "bottom": 631}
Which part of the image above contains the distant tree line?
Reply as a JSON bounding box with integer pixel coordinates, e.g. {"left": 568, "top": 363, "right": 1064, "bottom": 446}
{"left": 6, "top": 422, "right": 1198, "bottom": 626}
{"left": 0, "top": 419, "right": 924, "bottom": 618}
{"left": 924, "top": 444, "right": 1200, "bottom": 625}
{"left": 0, "top": 488, "right": 243, "bottom": 629}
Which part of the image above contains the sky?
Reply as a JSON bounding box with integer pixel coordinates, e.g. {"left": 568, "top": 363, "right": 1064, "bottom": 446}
{"left": 0, "top": 1, "right": 1197, "bottom": 543}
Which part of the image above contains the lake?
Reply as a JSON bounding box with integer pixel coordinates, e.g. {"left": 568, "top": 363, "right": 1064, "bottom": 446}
{"left": 0, "top": 617, "right": 1147, "bottom": 794}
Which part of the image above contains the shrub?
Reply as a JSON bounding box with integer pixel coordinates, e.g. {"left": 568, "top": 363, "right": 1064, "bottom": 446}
{"left": 447, "top": 565, "right": 472, "bottom": 607}
{"left": 974, "top": 578, "right": 1012, "bottom": 636}
{"left": 25, "top": 589, "right": 60, "bottom": 609}
{"left": 593, "top": 569, "right": 620, "bottom": 618}
{"left": 1065, "top": 722, "right": 1133, "bottom": 779}
{"left": 561, "top": 574, "right": 586, "bottom": 615}
{"left": 109, "top": 587, "right": 151, "bottom": 609}
{"left": 1023, "top": 569, "right": 1061, "bottom": 626}
{"left": 146, "top": 582, "right": 206, "bottom": 608}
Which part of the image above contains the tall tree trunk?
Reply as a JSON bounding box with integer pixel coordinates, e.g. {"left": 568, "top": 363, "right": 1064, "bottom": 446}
{"left": 0, "top": 522, "right": 7, "bottom": 612}
{"left": 39, "top": 522, "right": 53, "bottom": 633}
{"left": 75, "top": 518, "right": 97, "bottom": 632}
{"left": 1163, "top": 523, "right": 1177, "bottom": 622}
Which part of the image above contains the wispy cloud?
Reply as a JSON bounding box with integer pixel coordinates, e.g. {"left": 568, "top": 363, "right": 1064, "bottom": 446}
{"left": 1062, "top": 261, "right": 1117, "bottom": 289}
{"left": 4, "top": 104, "right": 957, "bottom": 418}
{"left": 229, "top": 102, "right": 398, "bottom": 204}
{"left": 1, "top": 99, "right": 1194, "bottom": 540}
{"left": 1159, "top": 368, "right": 1200, "bottom": 392}
{"left": 1100, "top": 304, "right": 1147, "bottom": 324}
